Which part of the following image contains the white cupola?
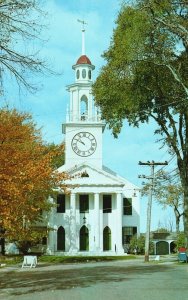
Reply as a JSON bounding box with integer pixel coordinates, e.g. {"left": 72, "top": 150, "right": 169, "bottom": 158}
{"left": 72, "top": 55, "right": 95, "bottom": 83}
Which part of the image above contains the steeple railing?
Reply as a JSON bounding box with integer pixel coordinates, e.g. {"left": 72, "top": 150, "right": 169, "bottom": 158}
{"left": 66, "top": 111, "right": 103, "bottom": 123}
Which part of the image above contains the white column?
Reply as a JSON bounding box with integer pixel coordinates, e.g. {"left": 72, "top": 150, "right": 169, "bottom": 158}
{"left": 154, "top": 241, "right": 157, "bottom": 255}
{"left": 88, "top": 93, "right": 93, "bottom": 121}
{"left": 94, "top": 193, "right": 100, "bottom": 252}
{"left": 116, "top": 193, "right": 124, "bottom": 254}
{"left": 47, "top": 198, "right": 55, "bottom": 254}
{"left": 70, "top": 92, "right": 73, "bottom": 121}
{"left": 47, "top": 226, "right": 54, "bottom": 255}
{"left": 70, "top": 193, "right": 77, "bottom": 252}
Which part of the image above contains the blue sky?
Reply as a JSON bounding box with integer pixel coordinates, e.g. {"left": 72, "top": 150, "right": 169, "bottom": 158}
{"left": 1, "top": 0, "right": 181, "bottom": 232}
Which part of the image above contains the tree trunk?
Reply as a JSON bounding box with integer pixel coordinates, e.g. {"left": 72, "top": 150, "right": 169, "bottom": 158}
{"left": 175, "top": 211, "right": 180, "bottom": 234}
{"left": 0, "top": 238, "right": 5, "bottom": 255}
{"left": 183, "top": 185, "right": 188, "bottom": 248}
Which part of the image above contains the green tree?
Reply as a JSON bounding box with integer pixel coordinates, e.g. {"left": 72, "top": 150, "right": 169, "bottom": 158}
{"left": 176, "top": 232, "right": 186, "bottom": 249}
{"left": 93, "top": 1, "right": 188, "bottom": 244}
{"left": 0, "top": 0, "right": 49, "bottom": 95}
{"left": 154, "top": 227, "right": 169, "bottom": 233}
{"left": 45, "top": 142, "right": 65, "bottom": 169}
{"left": 129, "top": 235, "right": 154, "bottom": 255}
{"left": 154, "top": 172, "right": 183, "bottom": 233}
{"left": 142, "top": 171, "right": 183, "bottom": 233}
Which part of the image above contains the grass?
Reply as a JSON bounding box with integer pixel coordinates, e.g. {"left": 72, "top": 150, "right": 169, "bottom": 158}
{"left": 0, "top": 255, "right": 23, "bottom": 265}
{"left": 0, "top": 254, "right": 137, "bottom": 266}
{"left": 38, "top": 255, "right": 137, "bottom": 264}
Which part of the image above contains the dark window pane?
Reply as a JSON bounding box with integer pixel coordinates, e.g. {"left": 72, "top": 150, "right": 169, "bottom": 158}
{"left": 80, "top": 225, "right": 89, "bottom": 251}
{"left": 123, "top": 198, "right": 132, "bottom": 215}
{"left": 82, "top": 69, "right": 86, "bottom": 78}
{"left": 57, "top": 194, "right": 65, "bottom": 213}
{"left": 57, "top": 226, "right": 65, "bottom": 251}
{"left": 133, "top": 227, "right": 137, "bottom": 235}
{"left": 76, "top": 69, "right": 80, "bottom": 79}
{"left": 122, "top": 226, "right": 137, "bottom": 244}
{"left": 80, "top": 195, "right": 89, "bottom": 213}
{"left": 103, "top": 195, "right": 112, "bottom": 213}
{"left": 103, "top": 226, "right": 111, "bottom": 250}
{"left": 88, "top": 70, "right": 91, "bottom": 79}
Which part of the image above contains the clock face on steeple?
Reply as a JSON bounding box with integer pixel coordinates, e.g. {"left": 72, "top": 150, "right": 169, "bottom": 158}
{"left": 71, "top": 132, "right": 97, "bottom": 157}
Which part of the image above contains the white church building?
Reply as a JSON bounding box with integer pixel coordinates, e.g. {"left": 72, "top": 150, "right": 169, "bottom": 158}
{"left": 46, "top": 27, "right": 140, "bottom": 256}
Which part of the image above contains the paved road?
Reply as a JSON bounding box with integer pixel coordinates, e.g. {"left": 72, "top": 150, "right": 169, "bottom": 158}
{"left": 0, "top": 258, "right": 188, "bottom": 300}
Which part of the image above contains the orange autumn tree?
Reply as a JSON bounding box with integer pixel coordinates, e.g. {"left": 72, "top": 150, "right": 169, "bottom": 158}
{"left": 0, "top": 108, "right": 68, "bottom": 244}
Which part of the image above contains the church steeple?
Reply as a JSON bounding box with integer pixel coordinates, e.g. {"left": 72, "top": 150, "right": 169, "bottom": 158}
{"left": 62, "top": 21, "right": 105, "bottom": 168}
{"left": 77, "top": 19, "right": 87, "bottom": 55}
{"left": 64, "top": 20, "right": 100, "bottom": 124}
{"left": 72, "top": 20, "right": 95, "bottom": 84}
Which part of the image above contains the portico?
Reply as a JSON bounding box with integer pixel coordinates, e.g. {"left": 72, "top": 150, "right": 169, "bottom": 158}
{"left": 68, "top": 191, "right": 124, "bottom": 253}
{"left": 47, "top": 162, "right": 140, "bottom": 255}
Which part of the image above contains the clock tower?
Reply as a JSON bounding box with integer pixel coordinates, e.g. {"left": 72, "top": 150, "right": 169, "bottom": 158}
{"left": 62, "top": 25, "right": 105, "bottom": 169}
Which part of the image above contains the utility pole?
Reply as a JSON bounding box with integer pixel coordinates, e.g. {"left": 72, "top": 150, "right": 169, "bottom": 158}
{"left": 138, "top": 160, "right": 168, "bottom": 262}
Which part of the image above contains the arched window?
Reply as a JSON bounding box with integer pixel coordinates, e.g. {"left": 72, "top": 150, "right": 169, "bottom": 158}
{"left": 80, "top": 225, "right": 89, "bottom": 251}
{"left": 80, "top": 95, "right": 88, "bottom": 120}
{"left": 57, "top": 226, "right": 65, "bottom": 251}
{"left": 103, "top": 226, "right": 111, "bottom": 251}
{"left": 76, "top": 69, "right": 80, "bottom": 79}
{"left": 82, "top": 69, "right": 86, "bottom": 78}
{"left": 88, "top": 70, "right": 91, "bottom": 79}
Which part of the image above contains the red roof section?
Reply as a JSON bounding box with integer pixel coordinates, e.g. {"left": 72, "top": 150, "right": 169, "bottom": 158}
{"left": 76, "top": 55, "right": 92, "bottom": 65}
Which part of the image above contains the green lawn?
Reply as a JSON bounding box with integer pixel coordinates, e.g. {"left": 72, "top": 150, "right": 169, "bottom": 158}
{"left": 39, "top": 255, "right": 137, "bottom": 264}
{"left": 0, "top": 254, "right": 136, "bottom": 266}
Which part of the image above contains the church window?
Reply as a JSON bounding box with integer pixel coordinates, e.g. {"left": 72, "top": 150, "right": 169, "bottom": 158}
{"left": 80, "top": 225, "right": 89, "bottom": 251}
{"left": 103, "top": 195, "right": 112, "bottom": 213}
{"left": 82, "top": 68, "right": 86, "bottom": 78}
{"left": 57, "top": 194, "right": 65, "bottom": 213}
{"left": 122, "top": 226, "right": 137, "bottom": 244}
{"left": 103, "top": 226, "right": 111, "bottom": 250}
{"left": 88, "top": 70, "right": 91, "bottom": 79}
{"left": 80, "top": 95, "right": 88, "bottom": 119}
{"left": 57, "top": 226, "right": 65, "bottom": 251}
{"left": 123, "top": 198, "right": 132, "bottom": 215}
{"left": 79, "top": 194, "right": 89, "bottom": 213}
{"left": 76, "top": 69, "right": 80, "bottom": 79}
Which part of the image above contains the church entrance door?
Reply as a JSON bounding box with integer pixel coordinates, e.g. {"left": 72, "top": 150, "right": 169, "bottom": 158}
{"left": 80, "top": 226, "right": 89, "bottom": 251}
{"left": 103, "top": 226, "right": 111, "bottom": 251}
{"left": 57, "top": 226, "right": 65, "bottom": 251}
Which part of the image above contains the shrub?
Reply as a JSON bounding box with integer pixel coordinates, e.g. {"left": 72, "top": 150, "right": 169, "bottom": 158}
{"left": 175, "top": 232, "right": 186, "bottom": 250}
{"left": 129, "top": 235, "right": 154, "bottom": 254}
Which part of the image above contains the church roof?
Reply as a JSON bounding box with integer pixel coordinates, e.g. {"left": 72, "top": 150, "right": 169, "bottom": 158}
{"left": 76, "top": 55, "right": 92, "bottom": 65}
{"left": 58, "top": 162, "right": 139, "bottom": 190}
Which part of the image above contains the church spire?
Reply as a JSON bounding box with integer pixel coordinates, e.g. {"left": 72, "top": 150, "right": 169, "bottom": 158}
{"left": 73, "top": 20, "right": 95, "bottom": 72}
{"left": 77, "top": 19, "right": 87, "bottom": 55}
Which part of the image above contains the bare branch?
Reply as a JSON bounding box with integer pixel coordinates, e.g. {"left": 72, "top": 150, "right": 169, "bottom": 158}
{"left": 0, "top": 0, "right": 49, "bottom": 95}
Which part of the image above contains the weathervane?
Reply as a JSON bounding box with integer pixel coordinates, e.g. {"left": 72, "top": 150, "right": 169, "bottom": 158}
{"left": 77, "top": 19, "right": 88, "bottom": 55}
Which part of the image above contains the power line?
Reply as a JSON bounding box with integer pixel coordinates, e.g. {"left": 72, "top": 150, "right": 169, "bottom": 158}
{"left": 138, "top": 160, "right": 168, "bottom": 262}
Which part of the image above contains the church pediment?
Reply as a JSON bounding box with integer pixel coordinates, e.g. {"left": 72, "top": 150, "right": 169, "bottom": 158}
{"left": 58, "top": 163, "right": 136, "bottom": 188}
